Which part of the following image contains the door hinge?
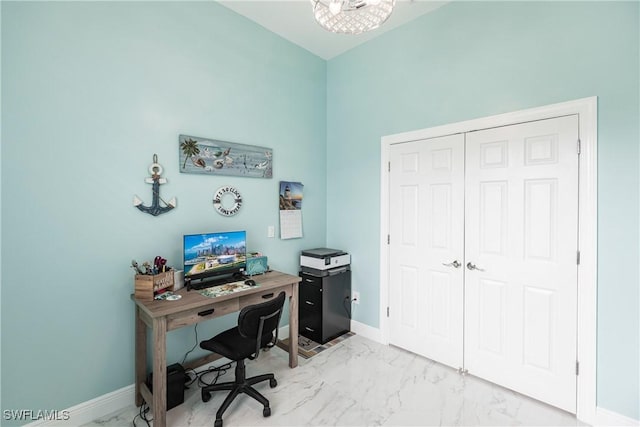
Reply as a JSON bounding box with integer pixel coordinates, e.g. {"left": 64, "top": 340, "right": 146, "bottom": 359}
{"left": 577, "top": 250, "right": 581, "bottom": 265}
{"left": 387, "top": 306, "right": 390, "bottom": 317}
{"left": 388, "top": 161, "right": 391, "bottom": 172}
{"left": 577, "top": 139, "right": 581, "bottom": 155}
{"left": 387, "top": 234, "right": 390, "bottom": 245}
{"left": 576, "top": 361, "right": 580, "bottom": 375}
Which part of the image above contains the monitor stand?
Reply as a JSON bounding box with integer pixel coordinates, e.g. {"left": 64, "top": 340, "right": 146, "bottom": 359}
{"left": 186, "top": 272, "right": 248, "bottom": 291}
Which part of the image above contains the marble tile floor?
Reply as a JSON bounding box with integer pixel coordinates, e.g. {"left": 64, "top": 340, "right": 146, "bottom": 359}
{"left": 85, "top": 335, "right": 584, "bottom": 427}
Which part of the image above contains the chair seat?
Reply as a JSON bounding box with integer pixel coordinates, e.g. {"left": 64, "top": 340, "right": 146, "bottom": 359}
{"left": 200, "top": 327, "right": 274, "bottom": 361}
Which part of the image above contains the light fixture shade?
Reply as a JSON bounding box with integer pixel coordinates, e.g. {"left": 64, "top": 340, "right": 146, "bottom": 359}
{"left": 311, "top": 0, "right": 396, "bottom": 35}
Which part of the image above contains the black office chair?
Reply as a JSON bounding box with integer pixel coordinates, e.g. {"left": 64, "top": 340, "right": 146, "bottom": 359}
{"left": 199, "top": 291, "right": 286, "bottom": 427}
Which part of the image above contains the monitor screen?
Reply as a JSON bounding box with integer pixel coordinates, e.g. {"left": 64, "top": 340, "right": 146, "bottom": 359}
{"left": 183, "top": 231, "right": 247, "bottom": 284}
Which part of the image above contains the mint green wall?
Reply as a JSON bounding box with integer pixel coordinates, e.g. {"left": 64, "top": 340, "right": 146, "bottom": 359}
{"left": 327, "top": 1, "right": 639, "bottom": 420}
{"left": 1, "top": 1, "right": 326, "bottom": 419}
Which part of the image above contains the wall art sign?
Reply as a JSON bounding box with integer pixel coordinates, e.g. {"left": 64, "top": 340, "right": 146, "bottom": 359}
{"left": 213, "top": 186, "right": 242, "bottom": 216}
{"left": 179, "top": 134, "right": 272, "bottom": 178}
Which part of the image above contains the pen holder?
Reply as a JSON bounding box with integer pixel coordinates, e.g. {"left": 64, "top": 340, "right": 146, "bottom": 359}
{"left": 135, "top": 271, "right": 175, "bottom": 301}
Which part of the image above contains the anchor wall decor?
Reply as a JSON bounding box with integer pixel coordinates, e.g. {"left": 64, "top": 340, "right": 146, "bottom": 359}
{"left": 133, "top": 154, "right": 177, "bottom": 216}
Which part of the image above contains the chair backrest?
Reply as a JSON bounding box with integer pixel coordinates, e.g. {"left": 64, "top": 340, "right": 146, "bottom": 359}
{"left": 238, "top": 291, "right": 286, "bottom": 356}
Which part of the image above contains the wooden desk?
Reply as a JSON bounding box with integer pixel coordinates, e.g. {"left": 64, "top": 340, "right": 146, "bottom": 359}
{"left": 133, "top": 271, "right": 300, "bottom": 427}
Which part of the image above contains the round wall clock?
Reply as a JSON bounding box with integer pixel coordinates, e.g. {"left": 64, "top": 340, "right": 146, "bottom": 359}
{"left": 213, "top": 186, "right": 242, "bottom": 216}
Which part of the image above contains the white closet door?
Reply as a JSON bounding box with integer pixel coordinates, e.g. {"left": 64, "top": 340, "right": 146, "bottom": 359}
{"left": 388, "top": 134, "right": 465, "bottom": 369}
{"left": 464, "top": 115, "right": 579, "bottom": 413}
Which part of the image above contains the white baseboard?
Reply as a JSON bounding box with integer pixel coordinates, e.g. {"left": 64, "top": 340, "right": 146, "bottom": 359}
{"left": 350, "top": 319, "right": 383, "bottom": 343}
{"left": 280, "top": 322, "right": 382, "bottom": 344}
{"left": 23, "top": 359, "right": 233, "bottom": 427}
{"left": 595, "top": 407, "right": 640, "bottom": 426}
{"left": 24, "top": 384, "right": 135, "bottom": 427}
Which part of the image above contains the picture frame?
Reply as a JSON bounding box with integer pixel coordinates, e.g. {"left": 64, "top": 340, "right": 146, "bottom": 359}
{"left": 179, "top": 134, "right": 272, "bottom": 178}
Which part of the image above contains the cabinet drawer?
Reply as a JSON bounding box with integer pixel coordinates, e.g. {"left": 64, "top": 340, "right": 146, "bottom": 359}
{"left": 238, "top": 286, "right": 290, "bottom": 307}
{"left": 299, "top": 282, "right": 322, "bottom": 312}
{"left": 300, "top": 274, "right": 322, "bottom": 288}
{"left": 299, "top": 307, "right": 322, "bottom": 344}
{"left": 167, "top": 298, "right": 239, "bottom": 331}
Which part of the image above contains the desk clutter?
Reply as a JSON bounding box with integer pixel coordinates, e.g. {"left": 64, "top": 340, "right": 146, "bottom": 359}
{"left": 132, "top": 257, "right": 182, "bottom": 301}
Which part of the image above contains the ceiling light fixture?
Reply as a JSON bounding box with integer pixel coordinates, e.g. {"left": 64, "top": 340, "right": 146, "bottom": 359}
{"left": 311, "top": 0, "right": 396, "bottom": 35}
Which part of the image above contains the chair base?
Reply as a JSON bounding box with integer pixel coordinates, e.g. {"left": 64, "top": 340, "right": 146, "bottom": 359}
{"left": 201, "top": 359, "right": 277, "bottom": 427}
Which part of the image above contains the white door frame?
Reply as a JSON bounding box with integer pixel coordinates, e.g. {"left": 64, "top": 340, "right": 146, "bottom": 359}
{"left": 379, "top": 97, "right": 597, "bottom": 424}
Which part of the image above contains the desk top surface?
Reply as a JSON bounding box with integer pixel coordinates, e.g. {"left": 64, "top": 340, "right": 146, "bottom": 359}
{"left": 133, "top": 270, "right": 300, "bottom": 319}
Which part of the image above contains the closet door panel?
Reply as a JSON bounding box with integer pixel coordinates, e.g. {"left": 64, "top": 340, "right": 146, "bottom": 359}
{"left": 389, "top": 134, "right": 465, "bottom": 369}
{"left": 464, "top": 116, "right": 579, "bottom": 413}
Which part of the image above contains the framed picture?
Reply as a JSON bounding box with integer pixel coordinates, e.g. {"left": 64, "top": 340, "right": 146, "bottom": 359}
{"left": 179, "top": 134, "right": 272, "bottom": 178}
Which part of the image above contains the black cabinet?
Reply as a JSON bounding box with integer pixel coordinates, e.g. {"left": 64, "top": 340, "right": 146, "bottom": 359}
{"left": 299, "top": 268, "right": 351, "bottom": 344}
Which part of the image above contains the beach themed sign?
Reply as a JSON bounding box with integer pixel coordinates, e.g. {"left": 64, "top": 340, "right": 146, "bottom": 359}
{"left": 179, "top": 134, "right": 272, "bottom": 179}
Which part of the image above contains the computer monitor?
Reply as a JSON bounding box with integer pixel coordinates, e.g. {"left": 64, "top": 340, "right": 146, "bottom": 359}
{"left": 183, "top": 231, "right": 247, "bottom": 287}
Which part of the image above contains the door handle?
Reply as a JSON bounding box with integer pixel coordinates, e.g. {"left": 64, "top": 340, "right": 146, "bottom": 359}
{"left": 466, "top": 262, "right": 485, "bottom": 272}
{"left": 442, "top": 260, "right": 461, "bottom": 268}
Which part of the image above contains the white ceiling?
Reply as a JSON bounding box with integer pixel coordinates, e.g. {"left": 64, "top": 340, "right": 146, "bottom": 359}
{"left": 218, "top": 0, "right": 449, "bottom": 59}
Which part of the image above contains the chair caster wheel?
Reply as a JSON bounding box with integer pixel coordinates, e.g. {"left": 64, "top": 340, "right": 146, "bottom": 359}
{"left": 214, "top": 418, "right": 223, "bottom": 427}
{"left": 202, "top": 390, "right": 211, "bottom": 403}
{"left": 263, "top": 407, "right": 271, "bottom": 417}
{"left": 269, "top": 378, "right": 277, "bottom": 388}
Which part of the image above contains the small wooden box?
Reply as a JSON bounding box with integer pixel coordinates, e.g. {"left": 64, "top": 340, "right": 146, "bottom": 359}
{"left": 135, "top": 271, "right": 175, "bottom": 301}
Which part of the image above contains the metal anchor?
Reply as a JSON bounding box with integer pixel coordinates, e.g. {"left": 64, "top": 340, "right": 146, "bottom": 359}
{"left": 133, "top": 154, "right": 176, "bottom": 216}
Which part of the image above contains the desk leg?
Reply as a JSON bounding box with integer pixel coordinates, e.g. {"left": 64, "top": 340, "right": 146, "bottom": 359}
{"left": 289, "top": 284, "right": 299, "bottom": 368}
{"left": 134, "top": 307, "right": 147, "bottom": 407}
{"left": 152, "top": 317, "right": 167, "bottom": 427}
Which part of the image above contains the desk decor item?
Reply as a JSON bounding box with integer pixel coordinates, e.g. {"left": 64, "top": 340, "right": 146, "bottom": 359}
{"left": 213, "top": 186, "right": 242, "bottom": 216}
{"left": 246, "top": 255, "right": 268, "bottom": 276}
{"left": 179, "top": 134, "right": 272, "bottom": 178}
{"left": 135, "top": 271, "right": 175, "bottom": 301}
{"left": 133, "top": 154, "right": 177, "bottom": 216}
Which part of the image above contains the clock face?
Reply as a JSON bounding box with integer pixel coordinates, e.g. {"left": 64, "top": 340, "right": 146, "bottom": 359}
{"left": 213, "top": 186, "right": 242, "bottom": 216}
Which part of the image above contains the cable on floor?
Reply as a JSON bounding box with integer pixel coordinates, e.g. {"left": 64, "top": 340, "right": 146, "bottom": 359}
{"left": 132, "top": 401, "right": 151, "bottom": 427}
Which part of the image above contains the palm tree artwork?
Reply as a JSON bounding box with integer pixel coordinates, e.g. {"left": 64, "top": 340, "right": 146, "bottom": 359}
{"left": 180, "top": 138, "right": 200, "bottom": 169}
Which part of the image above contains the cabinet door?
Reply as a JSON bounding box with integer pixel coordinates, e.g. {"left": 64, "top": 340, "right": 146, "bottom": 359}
{"left": 322, "top": 270, "right": 351, "bottom": 343}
